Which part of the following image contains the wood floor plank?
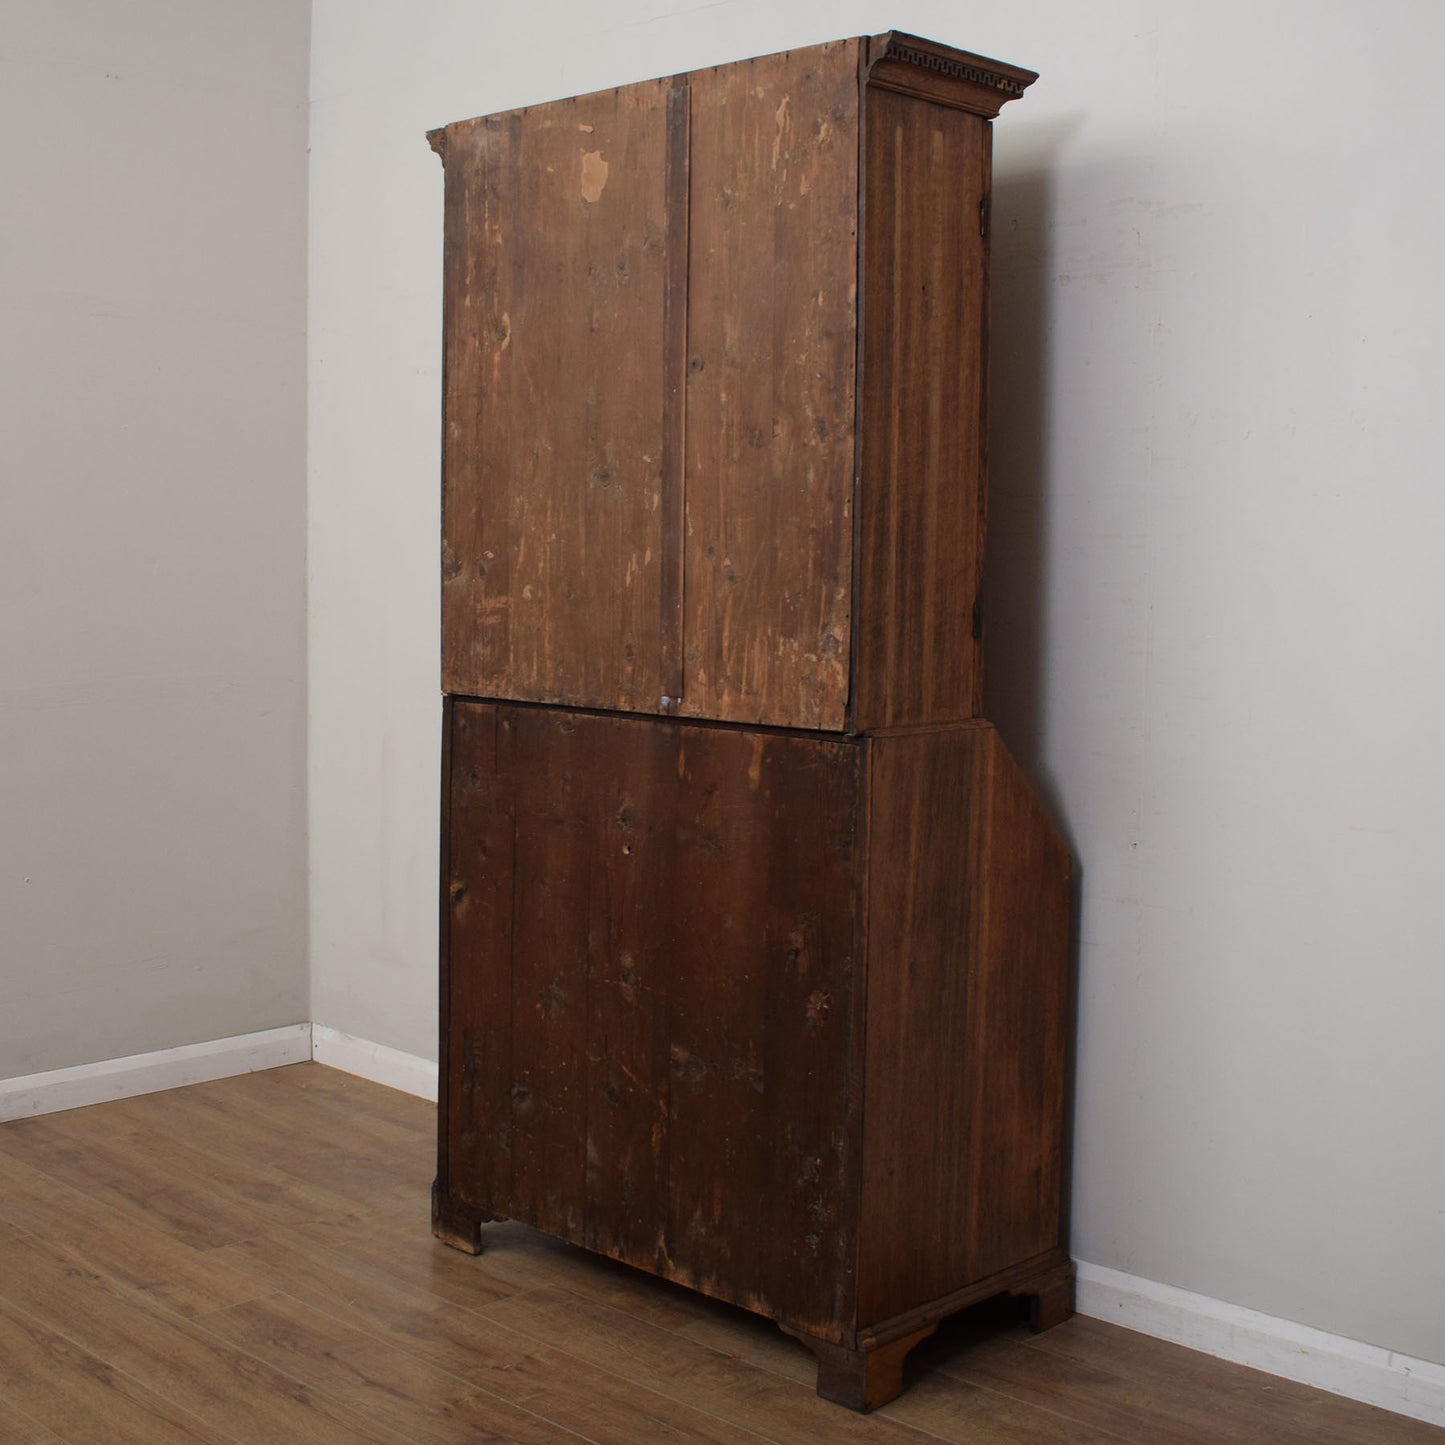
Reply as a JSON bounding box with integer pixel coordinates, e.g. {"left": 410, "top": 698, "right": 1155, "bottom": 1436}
{"left": 564, "top": 1257, "right": 821, "bottom": 1387}
{"left": 0, "top": 1148, "right": 265, "bottom": 1318}
{"left": 0, "top": 1065, "right": 1438, "bottom": 1444}
{"left": 93, "top": 1084, "right": 425, "bottom": 1215}
{"left": 209, "top": 1224, "right": 520, "bottom": 1325}
{"left": 0, "top": 1396, "right": 63, "bottom": 1445}
{"left": 252, "top": 1062, "right": 436, "bottom": 1138}
{"left": 23, "top": 1100, "right": 392, "bottom": 1235}
{"left": 0, "top": 1113, "right": 275, "bottom": 1250}
{"left": 1012, "top": 1315, "right": 1445, "bottom": 1445}
{"left": 0, "top": 1230, "right": 414, "bottom": 1443}
{"left": 0, "top": 1406, "right": 63, "bottom": 1445}
{"left": 877, "top": 1364, "right": 1134, "bottom": 1445}
{"left": 473, "top": 1283, "right": 951, "bottom": 1443}
{"left": 173, "top": 1062, "right": 433, "bottom": 1146}
{"left": 200, "top": 1291, "right": 599, "bottom": 1444}
{"left": 208, "top": 1229, "right": 776, "bottom": 1443}
{"left": 936, "top": 1327, "right": 1241, "bottom": 1444}
{"left": 256, "top": 1210, "right": 901, "bottom": 1442}
{"left": 321, "top": 1213, "right": 1121, "bottom": 1443}
{"left": 219, "top": 1071, "right": 435, "bottom": 1167}
{"left": 923, "top": 1310, "right": 1442, "bottom": 1445}
{"left": 0, "top": 1295, "right": 230, "bottom": 1444}
{"left": 292, "top": 1212, "right": 612, "bottom": 1312}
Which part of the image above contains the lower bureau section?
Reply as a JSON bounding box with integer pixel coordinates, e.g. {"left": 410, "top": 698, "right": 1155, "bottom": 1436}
{"left": 436, "top": 699, "right": 1073, "bottom": 1409}
{"left": 441, "top": 699, "right": 864, "bottom": 1336}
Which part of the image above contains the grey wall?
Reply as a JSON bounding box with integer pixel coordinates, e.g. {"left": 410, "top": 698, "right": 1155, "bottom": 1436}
{"left": 0, "top": 0, "right": 311, "bottom": 1073}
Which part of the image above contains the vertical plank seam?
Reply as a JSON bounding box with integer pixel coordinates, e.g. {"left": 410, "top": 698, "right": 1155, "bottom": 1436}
{"left": 921, "top": 122, "right": 944, "bottom": 716}
{"left": 974, "top": 123, "right": 994, "bottom": 716}
{"left": 659, "top": 79, "right": 690, "bottom": 712}
{"left": 655, "top": 732, "right": 674, "bottom": 1275}
{"left": 884, "top": 120, "right": 905, "bottom": 729}
{"left": 847, "top": 52, "right": 868, "bottom": 737}
{"left": 579, "top": 726, "right": 595, "bottom": 1244}
{"left": 436, "top": 698, "right": 454, "bottom": 1194}
{"left": 851, "top": 734, "right": 874, "bottom": 1336}
{"left": 965, "top": 732, "right": 997, "bottom": 1272}
{"left": 438, "top": 127, "right": 454, "bottom": 693}
{"left": 505, "top": 710, "right": 522, "bottom": 1217}
{"left": 501, "top": 115, "right": 524, "bottom": 693}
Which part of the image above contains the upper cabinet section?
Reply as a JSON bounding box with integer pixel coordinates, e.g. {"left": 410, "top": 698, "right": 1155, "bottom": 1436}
{"left": 431, "top": 34, "right": 1035, "bottom": 732}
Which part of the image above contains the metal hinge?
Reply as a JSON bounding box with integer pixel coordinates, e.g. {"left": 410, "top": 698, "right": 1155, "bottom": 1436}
{"left": 979, "top": 196, "right": 988, "bottom": 239}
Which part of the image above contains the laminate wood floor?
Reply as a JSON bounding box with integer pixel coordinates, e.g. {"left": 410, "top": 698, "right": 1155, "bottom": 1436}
{"left": 0, "top": 1064, "right": 1436, "bottom": 1443}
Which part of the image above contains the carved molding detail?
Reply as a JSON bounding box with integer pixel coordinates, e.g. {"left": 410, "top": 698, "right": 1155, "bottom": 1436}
{"left": 880, "top": 42, "right": 1030, "bottom": 96}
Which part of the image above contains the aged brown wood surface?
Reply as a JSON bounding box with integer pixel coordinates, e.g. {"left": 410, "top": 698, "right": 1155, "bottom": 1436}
{"left": 856, "top": 723, "right": 1072, "bottom": 1326}
{"left": 957, "top": 731, "right": 1071, "bottom": 1287}
{"left": 439, "top": 83, "right": 675, "bottom": 713}
{"left": 444, "top": 701, "right": 863, "bottom": 1337}
{"left": 659, "top": 80, "right": 690, "bottom": 705}
{"left": 431, "top": 35, "right": 1076, "bottom": 1416}
{"left": 575, "top": 705, "right": 678, "bottom": 1267}
{"left": 440, "top": 701, "right": 515, "bottom": 1226}
{"left": 680, "top": 41, "right": 860, "bottom": 731}
{"left": 854, "top": 87, "right": 992, "bottom": 730}
{"left": 663, "top": 714, "right": 863, "bottom": 1334}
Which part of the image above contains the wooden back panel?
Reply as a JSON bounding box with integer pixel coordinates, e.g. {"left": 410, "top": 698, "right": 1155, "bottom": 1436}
{"left": 679, "top": 42, "right": 861, "bottom": 731}
{"left": 438, "top": 44, "right": 861, "bottom": 731}
{"left": 439, "top": 84, "right": 677, "bottom": 712}
{"left": 443, "top": 702, "right": 865, "bottom": 1337}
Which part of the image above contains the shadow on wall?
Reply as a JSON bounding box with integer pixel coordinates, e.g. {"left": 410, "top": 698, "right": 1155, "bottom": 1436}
{"left": 982, "top": 115, "right": 1080, "bottom": 845}
{"left": 984, "top": 118, "right": 1089, "bottom": 1259}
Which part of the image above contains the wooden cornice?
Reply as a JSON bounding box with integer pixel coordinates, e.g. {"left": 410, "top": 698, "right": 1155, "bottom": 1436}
{"left": 864, "top": 31, "right": 1037, "bottom": 118}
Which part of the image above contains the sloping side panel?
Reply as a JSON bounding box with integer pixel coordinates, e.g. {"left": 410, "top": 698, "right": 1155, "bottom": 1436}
{"left": 857, "top": 723, "right": 1071, "bottom": 1326}
{"left": 681, "top": 41, "right": 860, "bottom": 731}
{"left": 440, "top": 84, "right": 675, "bottom": 711}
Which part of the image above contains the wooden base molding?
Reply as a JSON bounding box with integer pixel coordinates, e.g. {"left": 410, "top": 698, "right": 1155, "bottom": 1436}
{"left": 789, "top": 1325, "right": 940, "bottom": 1413}
{"left": 789, "top": 1253, "right": 1076, "bottom": 1410}
{"left": 435, "top": 1204, "right": 1076, "bottom": 1413}
{"left": 430, "top": 1183, "right": 496, "bottom": 1256}
{"left": 1013, "top": 1257, "right": 1077, "bottom": 1333}
{"left": 427, "top": 1202, "right": 1443, "bottom": 1426}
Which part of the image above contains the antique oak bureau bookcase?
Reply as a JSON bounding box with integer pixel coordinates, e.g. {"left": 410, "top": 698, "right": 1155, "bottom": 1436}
{"left": 427, "top": 32, "right": 1073, "bottom": 1410}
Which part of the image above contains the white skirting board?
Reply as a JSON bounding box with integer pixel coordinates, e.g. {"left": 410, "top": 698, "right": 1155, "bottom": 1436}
{"left": 0, "top": 1023, "right": 313, "bottom": 1122}
{"left": 2, "top": 1029, "right": 1438, "bottom": 1427}
{"left": 310, "top": 1024, "right": 438, "bottom": 1101}
{"left": 1076, "top": 1261, "right": 1445, "bottom": 1428}
{"left": 0, "top": 1022, "right": 437, "bottom": 1121}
